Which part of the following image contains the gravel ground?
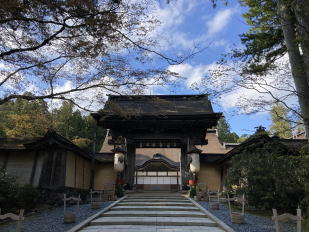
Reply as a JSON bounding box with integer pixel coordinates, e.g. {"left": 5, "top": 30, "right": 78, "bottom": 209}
{"left": 0, "top": 202, "right": 111, "bottom": 232}
{"left": 0, "top": 200, "right": 297, "bottom": 232}
{"left": 199, "top": 201, "right": 296, "bottom": 232}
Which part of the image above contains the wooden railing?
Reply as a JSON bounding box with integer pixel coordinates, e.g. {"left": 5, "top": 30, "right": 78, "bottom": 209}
{"left": 227, "top": 194, "right": 245, "bottom": 224}
{"left": 0, "top": 208, "right": 24, "bottom": 232}
{"left": 90, "top": 189, "right": 103, "bottom": 204}
{"left": 64, "top": 194, "right": 81, "bottom": 215}
{"left": 272, "top": 208, "right": 302, "bottom": 232}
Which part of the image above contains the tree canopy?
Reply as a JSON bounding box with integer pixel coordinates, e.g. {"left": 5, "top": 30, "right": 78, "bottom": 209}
{"left": 226, "top": 137, "right": 309, "bottom": 213}
{"left": 269, "top": 102, "right": 292, "bottom": 138}
{"left": 0, "top": 97, "right": 105, "bottom": 152}
{"left": 216, "top": 117, "right": 239, "bottom": 143}
{"left": 235, "top": 0, "right": 309, "bottom": 139}
{"left": 201, "top": 0, "right": 309, "bottom": 141}
{"left": 0, "top": 0, "right": 180, "bottom": 110}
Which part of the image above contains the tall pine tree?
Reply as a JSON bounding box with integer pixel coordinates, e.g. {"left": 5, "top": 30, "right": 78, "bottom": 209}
{"left": 232, "top": 0, "right": 309, "bottom": 141}
{"left": 269, "top": 103, "right": 292, "bottom": 138}
{"left": 216, "top": 117, "right": 239, "bottom": 143}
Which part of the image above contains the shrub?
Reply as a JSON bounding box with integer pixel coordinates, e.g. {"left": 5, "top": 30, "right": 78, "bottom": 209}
{"left": 189, "top": 185, "right": 196, "bottom": 198}
{"left": 225, "top": 142, "right": 309, "bottom": 216}
{"left": 115, "top": 184, "right": 124, "bottom": 198}
{"left": 0, "top": 168, "right": 40, "bottom": 213}
{"left": 0, "top": 168, "right": 19, "bottom": 213}
{"left": 18, "top": 184, "right": 39, "bottom": 211}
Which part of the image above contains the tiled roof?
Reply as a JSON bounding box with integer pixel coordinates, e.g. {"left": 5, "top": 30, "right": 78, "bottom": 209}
{"left": 0, "top": 130, "right": 92, "bottom": 159}
{"left": 222, "top": 134, "right": 308, "bottom": 162}
{"left": 0, "top": 137, "right": 39, "bottom": 150}
{"left": 93, "top": 94, "right": 216, "bottom": 119}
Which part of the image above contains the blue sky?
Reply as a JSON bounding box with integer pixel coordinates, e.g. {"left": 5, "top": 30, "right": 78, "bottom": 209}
{"left": 1, "top": 0, "right": 296, "bottom": 136}
{"left": 143, "top": 0, "right": 274, "bottom": 136}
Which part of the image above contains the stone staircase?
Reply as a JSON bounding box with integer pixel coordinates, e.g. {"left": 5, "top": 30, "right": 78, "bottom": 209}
{"left": 78, "top": 193, "right": 229, "bottom": 232}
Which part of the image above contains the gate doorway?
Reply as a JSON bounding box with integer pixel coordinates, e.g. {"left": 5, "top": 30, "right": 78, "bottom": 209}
{"left": 134, "top": 171, "right": 180, "bottom": 191}
{"left": 134, "top": 153, "right": 180, "bottom": 191}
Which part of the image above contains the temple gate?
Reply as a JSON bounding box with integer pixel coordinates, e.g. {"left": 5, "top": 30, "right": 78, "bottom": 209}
{"left": 92, "top": 94, "right": 221, "bottom": 191}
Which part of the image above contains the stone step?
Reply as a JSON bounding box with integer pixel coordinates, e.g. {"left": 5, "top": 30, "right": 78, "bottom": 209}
{"left": 126, "top": 195, "right": 183, "bottom": 198}
{"left": 126, "top": 197, "right": 185, "bottom": 200}
{"left": 110, "top": 205, "right": 200, "bottom": 211}
{"left": 101, "top": 210, "right": 207, "bottom": 218}
{"left": 122, "top": 198, "right": 189, "bottom": 202}
{"left": 89, "top": 216, "right": 218, "bottom": 227}
{"left": 117, "top": 202, "right": 194, "bottom": 206}
{"left": 80, "top": 225, "right": 226, "bottom": 232}
{"left": 126, "top": 193, "right": 181, "bottom": 196}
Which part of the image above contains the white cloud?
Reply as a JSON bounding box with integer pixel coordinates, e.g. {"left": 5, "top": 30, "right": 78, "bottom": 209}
{"left": 168, "top": 63, "right": 211, "bottom": 87}
{"left": 166, "top": 54, "right": 299, "bottom": 118}
{"left": 48, "top": 80, "right": 109, "bottom": 112}
{"left": 216, "top": 55, "right": 299, "bottom": 114}
{"left": 145, "top": 2, "right": 238, "bottom": 54}
{"left": 147, "top": 0, "right": 206, "bottom": 51}
{"left": 206, "top": 8, "right": 236, "bottom": 37}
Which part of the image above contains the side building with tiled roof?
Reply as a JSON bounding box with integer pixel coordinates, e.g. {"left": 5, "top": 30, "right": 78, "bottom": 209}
{"left": 0, "top": 130, "right": 92, "bottom": 191}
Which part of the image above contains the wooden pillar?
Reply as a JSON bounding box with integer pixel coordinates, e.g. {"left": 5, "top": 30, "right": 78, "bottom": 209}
{"left": 180, "top": 146, "right": 188, "bottom": 189}
{"left": 124, "top": 144, "right": 135, "bottom": 189}
{"left": 90, "top": 131, "right": 96, "bottom": 190}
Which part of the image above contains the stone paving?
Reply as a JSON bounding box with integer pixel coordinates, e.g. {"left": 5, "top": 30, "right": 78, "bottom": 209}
{"left": 78, "top": 193, "right": 230, "bottom": 232}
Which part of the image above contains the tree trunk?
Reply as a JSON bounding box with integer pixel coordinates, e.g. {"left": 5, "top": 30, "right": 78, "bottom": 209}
{"left": 277, "top": 0, "right": 309, "bottom": 142}
{"left": 293, "top": 0, "right": 309, "bottom": 86}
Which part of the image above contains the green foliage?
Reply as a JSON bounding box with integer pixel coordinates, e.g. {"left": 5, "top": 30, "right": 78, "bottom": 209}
{"left": 300, "top": 145, "right": 309, "bottom": 155}
{"left": 233, "top": 0, "right": 309, "bottom": 139}
{"left": 0, "top": 94, "right": 51, "bottom": 137}
{"left": 237, "top": 134, "right": 250, "bottom": 143}
{"left": 17, "top": 184, "right": 39, "bottom": 211}
{"left": 233, "top": 0, "right": 285, "bottom": 75}
{"left": 216, "top": 117, "right": 239, "bottom": 143}
{"left": 0, "top": 169, "right": 39, "bottom": 213}
{"left": 226, "top": 140, "right": 309, "bottom": 218}
{"left": 0, "top": 99, "right": 106, "bottom": 152}
{"left": 115, "top": 184, "right": 124, "bottom": 198}
{"left": 0, "top": 169, "right": 18, "bottom": 212}
{"left": 189, "top": 185, "right": 196, "bottom": 198}
{"left": 52, "top": 101, "right": 106, "bottom": 152}
{"left": 72, "top": 137, "right": 92, "bottom": 150}
{"left": 269, "top": 103, "right": 292, "bottom": 138}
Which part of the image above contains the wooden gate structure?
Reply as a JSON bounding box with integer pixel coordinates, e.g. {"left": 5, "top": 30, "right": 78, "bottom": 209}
{"left": 92, "top": 95, "right": 222, "bottom": 191}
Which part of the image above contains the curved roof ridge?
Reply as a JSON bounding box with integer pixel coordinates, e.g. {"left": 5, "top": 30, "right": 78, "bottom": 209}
{"left": 136, "top": 153, "right": 180, "bottom": 170}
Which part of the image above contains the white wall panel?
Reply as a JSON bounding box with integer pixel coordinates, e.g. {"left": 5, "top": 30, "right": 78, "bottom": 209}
{"left": 158, "top": 177, "right": 164, "bottom": 184}
{"left": 136, "top": 171, "right": 180, "bottom": 185}
{"left": 150, "top": 177, "right": 157, "bottom": 184}
{"left": 171, "top": 177, "right": 177, "bottom": 184}
{"left": 137, "top": 177, "right": 144, "bottom": 184}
